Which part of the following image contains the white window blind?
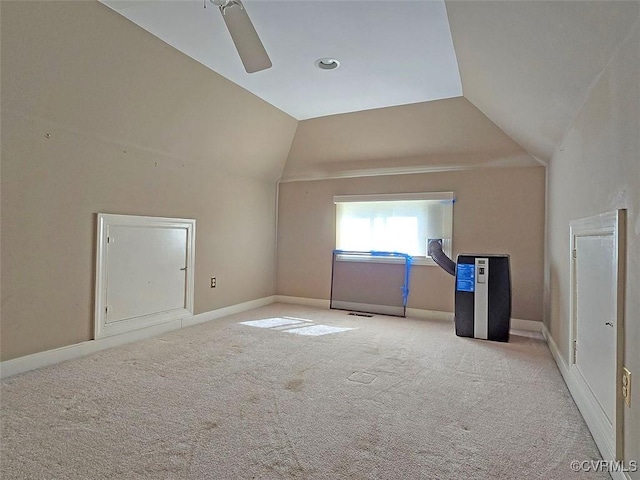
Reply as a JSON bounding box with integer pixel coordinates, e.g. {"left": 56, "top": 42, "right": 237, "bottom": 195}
{"left": 334, "top": 192, "right": 454, "bottom": 264}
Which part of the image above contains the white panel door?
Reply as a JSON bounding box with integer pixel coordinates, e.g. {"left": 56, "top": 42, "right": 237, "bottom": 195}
{"left": 95, "top": 214, "right": 195, "bottom": 340}
{"left": 569, "top": 210, "right": 625, "bottom": 461}
{"left": 574, "top": 234, "right": 616, "bottom": 425}
{"left": 106, "top": 225, "right": 188, "bottom": 324}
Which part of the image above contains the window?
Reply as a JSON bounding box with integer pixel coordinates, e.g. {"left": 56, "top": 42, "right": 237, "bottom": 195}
{"left": 334, "top": 192, "right": 454, "bottom": 265}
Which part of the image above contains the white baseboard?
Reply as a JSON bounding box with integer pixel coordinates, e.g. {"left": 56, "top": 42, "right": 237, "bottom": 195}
{"left": 274, "top": 295, "right": 330, "bottom": 308}
{"left": 409, "top": 309, "right": 541, "bottom": 333}
{"left": 405, "top": 308, "right": 455, "bottom": 322}
{"left": 331, "top": 300, "right": 404, "bottom": 317}
{"left": 0, "top": 296, "right": 276, "bottom": 379}
{"left": 182, "top": 296, "right": 275, "bottom": 328}
{"left": 275, "top": 296, "right": 443, "bottom": 320}
{"left": 510, "top": 318, "right": 543, "bottom": 333}
{"left": 541, "top": 324, "right": 630, "bottom": 480}
{"left": 273, "top": 296, "right": 542, "bottom": 333}
{"left": 0, "top": 319, "right": 182, "bottom": 380}
{"left": 0, "top": 294, "right": 542, "bottom": 378}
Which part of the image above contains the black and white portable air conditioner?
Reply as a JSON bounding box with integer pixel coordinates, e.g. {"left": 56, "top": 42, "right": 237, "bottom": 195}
{"left": 428, "top": 240, "right": 511, "bottom": 342}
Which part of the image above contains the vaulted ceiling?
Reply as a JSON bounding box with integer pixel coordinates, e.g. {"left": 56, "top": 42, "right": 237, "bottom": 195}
{"left": 100, "top": 0, "right": 464, "bottom": 119}
{"left": 447, "top": 1, "right": 639, "bottom": 163}
{"left": 99, "top": 1, "right": 640, "bottom": 180}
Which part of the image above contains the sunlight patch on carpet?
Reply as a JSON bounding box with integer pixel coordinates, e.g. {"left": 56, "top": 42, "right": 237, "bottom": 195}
{"left": 285, "top": 325, "right": 355, "bottom": 336}
{"left": 239, "top": 317, "right": 356, "bottom": 336}
{"left": 240, "top": 318, "right": 304, "bottom": 328}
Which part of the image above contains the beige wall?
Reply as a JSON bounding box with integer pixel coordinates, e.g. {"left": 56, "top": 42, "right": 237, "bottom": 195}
{"left": 283, "top": 97, "right": 539, "bottom": 182}
{"left": 546, "top": 18, "right": 640, "bottom": 471}
{"left": 0, "top": 1, "right": 297, "bottom": 360}
{"left": 277, "top": 166, "right": 545, "bottom": 321}
{"left": 446, "top": 0, "right": 639, "bottom": 163}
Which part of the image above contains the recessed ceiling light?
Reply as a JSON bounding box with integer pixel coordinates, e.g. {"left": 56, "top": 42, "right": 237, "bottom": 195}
{"left": 315, "top": 58, "right": 340, "bottom": 70}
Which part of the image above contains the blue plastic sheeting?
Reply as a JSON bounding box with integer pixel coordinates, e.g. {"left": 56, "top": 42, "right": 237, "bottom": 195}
{"left": 332, "top": 250, "right": 413, "bottom": 308}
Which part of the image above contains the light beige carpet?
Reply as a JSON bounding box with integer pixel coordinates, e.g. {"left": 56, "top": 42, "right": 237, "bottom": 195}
{"left": 1, "top": 304, "right": 607, "bottom": 479}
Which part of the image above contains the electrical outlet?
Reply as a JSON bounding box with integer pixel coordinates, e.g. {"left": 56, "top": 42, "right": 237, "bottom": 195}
{"left": 622, "top": 367, "right": 631, "bottom": 407}
{"left": 211, "top": 277, "right": 216, "bottom": 288}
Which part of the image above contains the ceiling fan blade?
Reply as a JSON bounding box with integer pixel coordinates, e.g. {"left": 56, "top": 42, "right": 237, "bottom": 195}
{"left": 219, "top": 1, "right": 272, "bottom": 73}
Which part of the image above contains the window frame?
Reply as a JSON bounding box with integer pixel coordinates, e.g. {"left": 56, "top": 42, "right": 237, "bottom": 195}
{"left": 333, "top": 191, "right": 454, "bottom": 266}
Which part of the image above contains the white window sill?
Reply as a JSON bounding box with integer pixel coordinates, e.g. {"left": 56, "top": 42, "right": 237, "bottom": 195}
{"left": 334, "top": 254, "right": 445, "bottom": 267}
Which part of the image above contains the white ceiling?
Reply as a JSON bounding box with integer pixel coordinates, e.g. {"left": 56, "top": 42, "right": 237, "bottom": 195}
{"left": 100, "top": 0, "right": 463, "bottom": 120}
{"left": 446, "top": 0, "right": 640, "bottom": 163}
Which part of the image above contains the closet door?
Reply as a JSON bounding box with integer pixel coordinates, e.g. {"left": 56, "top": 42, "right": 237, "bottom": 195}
{"left": 95, "top": 214, "right": 195, "bottom": 339}
{"left": 569, "top": 209, "right": 625, "bottom": 460}
{"left": 574, "top": 234, "right": 616, "bottom": 425}
{"left": 106, "top": 225, "right": 188, "bottom": 323}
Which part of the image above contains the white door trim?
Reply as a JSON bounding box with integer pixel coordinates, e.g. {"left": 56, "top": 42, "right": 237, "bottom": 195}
{"left": 569, "top": 209, "right": 626, "bottom": 460}
{"left": 94, "top": 213, "right": 196, "bottom": 339}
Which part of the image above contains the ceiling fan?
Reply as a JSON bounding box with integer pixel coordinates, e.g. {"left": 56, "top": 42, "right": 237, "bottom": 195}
{"left": 209, "top": 0, "right": 272, "bottom": 73}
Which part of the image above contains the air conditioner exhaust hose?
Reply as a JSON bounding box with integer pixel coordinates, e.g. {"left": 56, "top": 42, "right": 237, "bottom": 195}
{"left": 427, "top": 239, "right": 456, "bottom": 277}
